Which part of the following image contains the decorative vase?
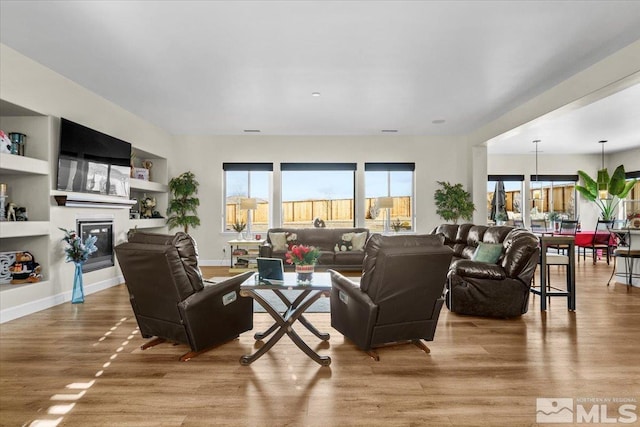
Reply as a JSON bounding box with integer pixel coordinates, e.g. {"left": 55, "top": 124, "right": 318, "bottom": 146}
{"left": 71, "top": 261, "right": 85, "bottom": 304}
{"left": 295, "top": 264, "right": 314, "bottom": 284}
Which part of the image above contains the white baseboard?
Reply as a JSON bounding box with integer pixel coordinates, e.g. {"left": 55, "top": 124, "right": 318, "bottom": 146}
{"left": 0, "top": 275, "right": 124, "bottom": 324}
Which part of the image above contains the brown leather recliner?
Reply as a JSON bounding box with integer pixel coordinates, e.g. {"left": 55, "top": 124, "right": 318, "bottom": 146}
{"left": 115, "top": 232, "right": 253, "bottom": 361}
{"left": 329, "top": 234, "right": 453, "bottom": 360}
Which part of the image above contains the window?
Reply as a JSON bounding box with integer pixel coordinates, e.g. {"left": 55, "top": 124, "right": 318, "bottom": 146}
{"left": 530, "top": 174, "right": 578, "bottom": 221}
{"left": 365, "top": 163, "right": 415, "bottom": 232}
{"left": 281, "top": 163, "right": 356, "bottom": 228}
{"left": 223, "top": 163, "right": 272, "bottom": 233}
{"left": 623, "top": 171, "right": 640, "bottom": 221}
{"left": 487, "top": 175, "right": 524, "bottom": 224}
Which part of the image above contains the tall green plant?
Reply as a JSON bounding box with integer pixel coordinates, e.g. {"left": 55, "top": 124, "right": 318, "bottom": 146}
{"left": 166, "top": 171, "right": 200, "bottom": 233}
{"left": 434, "top": 181, "right": 476, "bottom": 224}
{"left": 576, "top": 165, "right": 636, "bottom": 220}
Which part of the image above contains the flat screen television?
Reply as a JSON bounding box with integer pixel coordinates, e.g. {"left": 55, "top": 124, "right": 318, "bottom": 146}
{"left": 57, "top": 118, "right": 131, "bottom": 198}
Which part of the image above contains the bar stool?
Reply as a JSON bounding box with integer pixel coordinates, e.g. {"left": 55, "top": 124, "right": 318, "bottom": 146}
{"left": 608, "top": 229, "right": 640, "bottom": 291}
{"left": 531, "top": 236, "right": 576, "bottom": 311}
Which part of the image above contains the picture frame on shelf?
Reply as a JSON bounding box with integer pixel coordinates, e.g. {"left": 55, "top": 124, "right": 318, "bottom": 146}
{"left": 133, "top": 167, "right": 149, "bottom": 181}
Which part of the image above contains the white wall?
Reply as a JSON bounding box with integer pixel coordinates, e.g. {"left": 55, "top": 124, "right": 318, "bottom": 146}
{"left": 169, "top": 134, "right": 473, "bottom": 264}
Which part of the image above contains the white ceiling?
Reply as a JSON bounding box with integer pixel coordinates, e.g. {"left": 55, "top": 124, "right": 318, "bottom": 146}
{"left": 1, "top": 1, "right": 640, "bottom": 154}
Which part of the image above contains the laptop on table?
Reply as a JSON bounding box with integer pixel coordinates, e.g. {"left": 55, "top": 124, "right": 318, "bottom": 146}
{"left": 256, "top": 257, "right": 285, "bottom": 285}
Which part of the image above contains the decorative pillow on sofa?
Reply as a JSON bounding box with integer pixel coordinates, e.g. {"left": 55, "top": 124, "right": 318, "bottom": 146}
{"left": 285, "top": 232, "right": 298, "bottom": 249}
{"left": 335, "top": 238, "right": 353, "bottom": 252}
{"left": 269, "top": 232, "right": 288, "bottom": 251}
{"left": 341, "top": 232, "right": 367, "bottom": 251}
{"left": 472, "top": 242, "right": 503, "bottom": 263}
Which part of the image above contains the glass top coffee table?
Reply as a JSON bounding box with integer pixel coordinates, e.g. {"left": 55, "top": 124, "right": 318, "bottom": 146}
{"left": 239, "top": 272, "right": 331, "bottom": 366}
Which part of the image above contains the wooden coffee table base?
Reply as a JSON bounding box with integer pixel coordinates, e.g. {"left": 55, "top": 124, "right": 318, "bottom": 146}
{"left": 239, "top": 284, "right": 331, "bottom": 366}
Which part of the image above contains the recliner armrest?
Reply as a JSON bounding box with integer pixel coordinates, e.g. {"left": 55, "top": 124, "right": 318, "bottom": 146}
{"left": 329, "top": 270, "right": 376, "bottom": 309}
{"left": 449, "top": 259, "right": 506, "bottom": 280}
{"left": 181, "top": 271, "right": 254, "bottom": 312}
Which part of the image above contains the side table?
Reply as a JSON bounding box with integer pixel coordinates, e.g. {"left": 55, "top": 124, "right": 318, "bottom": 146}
{"left": 228, "top": 239, "right": 264, "bottom": 273}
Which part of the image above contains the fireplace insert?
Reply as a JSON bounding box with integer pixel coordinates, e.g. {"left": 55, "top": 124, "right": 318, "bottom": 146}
{"left": 78, "top": 220, "right": 114, "bottom": 272}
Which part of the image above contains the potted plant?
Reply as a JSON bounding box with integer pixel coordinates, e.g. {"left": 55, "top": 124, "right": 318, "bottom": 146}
{"left": 547, "top": 211, "right": 561, "bottom": 231}
{"left": 232, "top": 221, "right": 246, "bottom": 240}
{"left": 166, "top": 171, "right": 200, "bottom": 233}
{"left": 576, "top": 165, "right": 636, "bottom": 220}
{"left": 434, "top": 181, "right": 476, "bottom": 224}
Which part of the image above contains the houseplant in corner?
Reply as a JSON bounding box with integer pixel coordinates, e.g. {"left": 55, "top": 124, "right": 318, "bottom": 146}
{"left": 166, "top": 171, "right": 200, "bottom": 233}
{"left": 576, "top": 165, "right": 636, "bottom": 220}
{"left": 434, "top": 181, "right": 476, "bottom": 224}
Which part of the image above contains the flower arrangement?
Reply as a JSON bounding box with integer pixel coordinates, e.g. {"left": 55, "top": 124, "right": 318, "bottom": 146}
{"left": 232, "top": 221, "right": 246, "bottom": 232}
{"left": 285, "top": 244, "right": 320, "bottom": 266}
{"left": 60, "top": 228, "right": 98, "bottom": 264}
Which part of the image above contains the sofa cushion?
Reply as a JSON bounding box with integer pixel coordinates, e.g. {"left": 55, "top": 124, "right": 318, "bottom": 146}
{"left": 269, "top": 232, "right": 287, "bottom": 251}
{"left": 472, "top": 242, "right": 503, "bottom": 263}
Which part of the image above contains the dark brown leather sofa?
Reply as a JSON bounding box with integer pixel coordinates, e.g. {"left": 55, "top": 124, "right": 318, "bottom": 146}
{"left": 260, "top": 227, "right": 370, "bottom": 270}
{"left": 432, "top": 224, "right": 540, "bottom": 318}
{"left": 328, "top": 234, "right": 453, "bottom": 360}
{"left": 115, "top": 232, "right": 254, "bottom": 360}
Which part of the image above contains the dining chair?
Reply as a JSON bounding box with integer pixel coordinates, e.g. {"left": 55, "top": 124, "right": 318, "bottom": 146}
{"left": 608, "top": 229, "right": 640, "bottom": 291}
{"left": 548, "top": 219, "right": 578, "bottom": 255}
{"left": 530, "top": 219, "right": 548, "bottom": 233}
{"left": 582, "top": 219, "right": 614, "bottom": 264}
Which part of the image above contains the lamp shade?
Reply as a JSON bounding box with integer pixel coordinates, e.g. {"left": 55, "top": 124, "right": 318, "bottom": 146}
{"left": 240, "top": 198, "right": 258, "bottom": 210}
{"left": 377, "top": 197, "right": 394, "bottom": 209}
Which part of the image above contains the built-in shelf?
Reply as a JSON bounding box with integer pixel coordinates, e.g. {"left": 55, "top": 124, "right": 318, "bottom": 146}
{"left": 130, "top": 178, "right": 168, "bottom": 193}
{"left": 0, "top": 153, "right": 48, "bottom": 175}
{"left": 128, "top": 218, "right": 167, "bottom": 229}
{"left": 0, "top": 221, "right": 49, "bottom": 238}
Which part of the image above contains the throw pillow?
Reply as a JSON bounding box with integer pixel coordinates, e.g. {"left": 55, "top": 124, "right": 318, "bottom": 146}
{"left": 269, "top": 232, "right": 288, "bottom": 252}
{"left": 335, "top": 238, "right": 353, "bottom": 252}
{"left": 472, "top": 242, "right": 503, "bottom": 263}
{"left": 285, "top": 232, "right": 299, "bottom": 249}
{"left": 345, "top": 232, "right": 368, "bottom": 251}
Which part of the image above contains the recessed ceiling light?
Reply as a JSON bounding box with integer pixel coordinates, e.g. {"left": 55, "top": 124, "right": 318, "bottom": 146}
{"left": 381, "top": 129, "right": 398, "bottom": 133}
{"left": 243, "top": 129, "right": 261, "bottom": 133}
{"left": 432, "top": 119, "right": 446, "bottom": 124}
{"left": 311, "top": 92, "right": 321, "bottom": 97}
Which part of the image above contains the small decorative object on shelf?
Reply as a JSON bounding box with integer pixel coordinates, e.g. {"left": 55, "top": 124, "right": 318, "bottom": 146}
{"left": 140, "top": 194, "right": 156, "bottom": 218}
{"left": 0, "top": 183, "right": 6, "bottom": 221}
{"left": 286, "top": 244, "right": 320, "bottom": 284}
{"left": 8, "top": 132, "right": 26, "bottom": 156}
{"left": 8, "top": 251, "right": 42, "bottom": 284}
{"left": 0, "top": 130, "right": 11, "bottom": 153}
{"left": 142, "top": 160, "right": 153, "bottom": 181}
{"left": 233, "top": 221, "right": 246, "bottom": 240}
{"left": 134, "top": 167, "right": 149, "bottom": 181}
{"left": 60, "top": 227, "right": 98, "bottom": 304}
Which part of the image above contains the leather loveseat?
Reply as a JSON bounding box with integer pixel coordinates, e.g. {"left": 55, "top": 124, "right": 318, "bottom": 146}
{"left": 260, "top": 227, "right": 370, "bottom": 271}
{"left": 432, "top": 224, "right": 540, "bottom": 318}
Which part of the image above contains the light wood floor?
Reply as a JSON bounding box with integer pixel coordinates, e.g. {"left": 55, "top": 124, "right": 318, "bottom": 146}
{"left": 1, "top": 261, "right": 639, "bottom": 426}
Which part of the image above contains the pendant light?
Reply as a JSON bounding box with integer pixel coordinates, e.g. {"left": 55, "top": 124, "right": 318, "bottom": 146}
{"left": 597, "top": 140, "right": 608, "bottom": 200}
